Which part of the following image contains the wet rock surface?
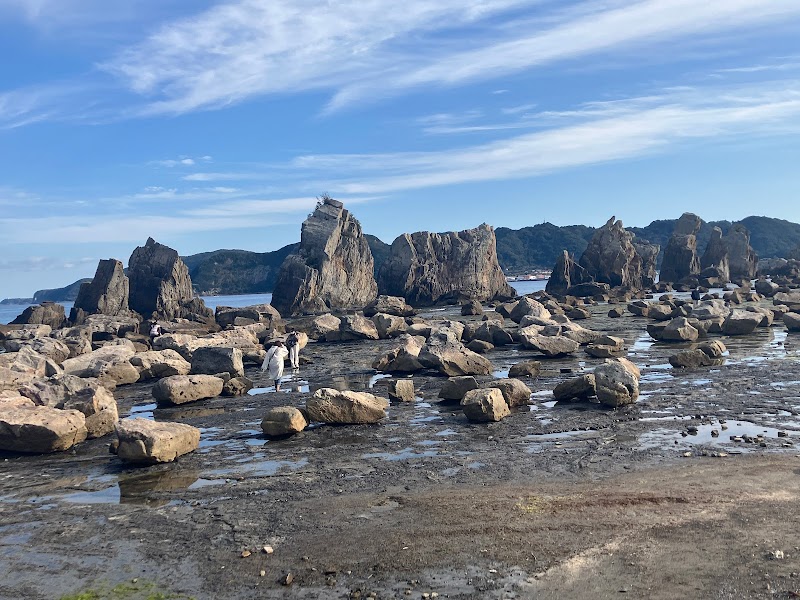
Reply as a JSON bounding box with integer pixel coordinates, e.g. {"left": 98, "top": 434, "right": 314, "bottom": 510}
{"left": 3, "top": 295, "right": 800, "bottom": 598}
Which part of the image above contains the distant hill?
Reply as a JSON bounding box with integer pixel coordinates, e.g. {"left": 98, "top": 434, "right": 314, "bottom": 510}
{"left": 32, "top": 279, "right": 91, "bottom": 303}
{"left": 495, "top": 223, "right": 596, "bottom": 272}
{"left": 9, "top": 215, "right": 800, "bottom": 303}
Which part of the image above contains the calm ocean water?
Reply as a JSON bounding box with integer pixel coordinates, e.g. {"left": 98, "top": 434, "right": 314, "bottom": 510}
{"left": 0, "top": 281, "right": 545, "bottom": 325}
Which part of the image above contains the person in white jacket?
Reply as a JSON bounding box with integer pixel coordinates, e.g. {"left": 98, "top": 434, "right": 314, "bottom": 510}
{"left": 261, "top": 340, "right": 289, "bottom": 391}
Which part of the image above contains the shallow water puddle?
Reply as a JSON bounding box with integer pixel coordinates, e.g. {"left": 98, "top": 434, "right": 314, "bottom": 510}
{"left": 362, "top": 447, "right": 439, "bottom": 461}
{"left": 639, "top": 421, "right": 788, "bottom": 450}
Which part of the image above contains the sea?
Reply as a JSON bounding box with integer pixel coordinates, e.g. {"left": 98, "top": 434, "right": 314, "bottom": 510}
{"left": 0, "top": 281, "right": 547, "bottom": 325}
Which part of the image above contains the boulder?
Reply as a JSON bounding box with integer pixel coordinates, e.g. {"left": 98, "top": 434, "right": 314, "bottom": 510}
{"left": 699, "top": 227, "right": 730, "bottom": 284}
{"left": 659, "top": 213, "right": 702, "bottom": 283}
{"left": 466, "top": 339, "right": 494, "bottom": 354}
{"left": 417, "top": 331, "right": 493, "bottom": 376}
{"left": 722, "top": 310, "right": 762, "bottom": 336}
{"left": 472, "top": 321, "right": 514, "bottom": 346}
{"left": 378, "top": 224, "right": 514, "bottom": 306}
{"left": 191, "top": 347, "right": 245, "bottom": 378}
{"left": 62, "top": 387, "right": 118, "bottom": 438}
{"left": 486, "top": 378, "right": 531, "bottom": 408}
{"left": 553, "top": 374, "right": 596, "bottom": 402}
{"left": 0, "top": 347, "right": 54, "bottom": 391}
{"left": 755, "top": 279, "right": 780, "bottom": 298}
{"left": 585, "top": 335, "right": 625, "bottom": 358}
{"left": 70, "top": 259, "right": 131, "bottom": 324}
{"left": 372, "top": 335, "right": 426, "bottom": 373}
{"left": 508, "top": 361, "right": 541, "bottom": 378}
{"left": 18, "top": 374, "right": 102, "bottom": 408}
{"left": 660, "top": 317, "right": 700, "bottom": 342}
{"left": 61, "top": 342, "right": 140, "bottom": 387}
{"left": 222, "top": 376, "right": 254, "bottom": 397}
{"left": 519, "top": 331, "right": 579, "bottom": 356}
{"left": 306, "top": 388, "right": 388, "bottom": 424}
{"left": 298, "top": 314, "right": 342, "bottom": 340}
{"left": 130, "top": 349, "right": 192, "bottom": 381}
{"left": 725, "top": 224, "right": 758, "bottom": 282}
{"left": 690, "top": 299, "right": 729, "bottom": 320}
{"left": 272, "top": 198, "right": 378, "bottom": 316}
{"left": 152, "top": 374, "right": 224, "bottom": 406}
{"left": 10, "top": 302, "right": 66, "bottom": 329}
{"left": 608, "top": 306, "right": 625, "bottom": 318}
{"left": 510, "top": 297, "right": 552, "bottom": 324}
{"left": 363, "top": 295, "right": 415, "bottom": 318}
{"left": 325, "top": 314, "right": 380, "bottom": 342}
{"left": 0, "top": 405, "right": 87, "bottom": 453}
{"left": 461, "top": 300, "right": 483, "bottom": 316}
{"left": 567, "top": 282, "right": 611, "bottom": 298}
{"left": 669, "top": 341, "right": 727, "bottom": 368}
{"left": 784, "top": 312, "right": 800, "bottom": 332}
{"left": 774, "top": 291, "right": 800, "bottom": 311}
{"left": 438, "top": 376, "right": 479, "bottom": 401}
{"left": 388, "top": 379, "right": 416, "bottom": 402}
{"left": 115, "top": 418, "right": 200, "bottom": 464}
{"left": 128, "top": 237, "right": 212, "bottom": 321}
{"left": 261, "top": 407, "right": 308, "bottom": 437}
{"left": 594, "top": 358, "right": 639, "bottom": 407}
{"left": 460, "top": 388, "right": 510, "bottom": 422}
{"left": 215, "top": 304, "right": 282, "bottom": 329}
{"left": 4, "top": 337, "right": 70, "bottom": 364}
{"left": 372, "top": 313, "right": 407, "bottom": 339}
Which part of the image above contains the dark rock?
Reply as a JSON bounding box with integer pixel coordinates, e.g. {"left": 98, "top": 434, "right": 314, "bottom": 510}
{"left": 660, "top": 213, "right": 701, "bottom": 283}
{"left": 215, "top": 304, "right": 281, "bottom": 328}
{"left": 363, "top": 295, "right": 415, "bottom": 318}
{"left": 508, "top": 360, "right": 541, "bottom": 378}
{"left": 70, "top": 259, "right": 131, "bottom": 324}
{"left": 545, "top": 251, "right": 592, "bottom": 295}
{"left": 10, "top": 302, "right": 66, "bottom": 329}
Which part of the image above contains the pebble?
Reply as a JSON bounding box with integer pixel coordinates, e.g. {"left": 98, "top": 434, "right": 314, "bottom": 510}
{"left": 260, "top": 570, "right": 266, "bottom": 577}
{"left": 710, "top": 430, "right": 719, "bottom": 437}
{"left": 283, "top": 573, "right": 294, "bottom": 586}
{"left": 241, "top": 550, "right": 251, "bottom": 558}
{"left": 263, "top": 546, "right": 274, "bottom": 554}
{"left": 779, "top": 431, "right": 789, "bottom": 438}
{"left": 772, "top": 550, "right": 785, "bottom": 560}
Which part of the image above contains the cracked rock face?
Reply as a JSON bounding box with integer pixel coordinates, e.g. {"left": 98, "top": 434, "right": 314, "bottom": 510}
{"left": 271, "top": 198, "right": 378, "bottom": 316}
{"left": 128, "top": 238, "right": 212, "bottom": 321}
{"left": 378, "top": 223, "right": 515, "bottom": 306}
{"left": 660, "top": 213, "right": 702, "bottom": 284}
{"left": 71, "top": 259, "right": 131, "bottom": 324}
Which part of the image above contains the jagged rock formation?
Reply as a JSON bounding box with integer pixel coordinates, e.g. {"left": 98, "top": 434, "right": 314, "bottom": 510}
{"left": 632, "top": 241, "right": 659, "bottom": 288}
{"left": 378, "top": 224, "right": 514, "bottom": 306}
{"left": 271, "top": 198, "right": 378, "bottom": 316}
{"left": 699, "top": 227, "right": 730, "bottom": 284}
{"left": 725, "top": 224, "right": 758, "bottom": 282}
{"left": 576, "top": 217, "right": 658, "bottom": 290}
{"left": 127, "top": 238, "right": 212, "bottom": 321}
{"left": 10, "top": 302, "right": 66, "bottom": 329}
{"left": 69, "top": 259, "right": 131, "bottom": 324}
{"left": 659, "top": 213, "right": 702, "bottom": 283}
{"left": 545, "top": 251, "right": 591, "bottom": 295}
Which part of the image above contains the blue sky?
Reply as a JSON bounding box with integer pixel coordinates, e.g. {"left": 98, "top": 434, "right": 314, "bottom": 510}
{"left": 2, "top": 0, "right": 800, "bottom": 299}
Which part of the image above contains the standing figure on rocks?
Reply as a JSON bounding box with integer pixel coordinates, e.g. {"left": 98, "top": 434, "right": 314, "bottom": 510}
{"left": 149, "top": 321, "right": 163, "bottom": 344}
{"left": 262, "top": 340, "right": 289, "bottom": 391}
{"left": 286, "top": 330, "right": 300, "bottom": 370}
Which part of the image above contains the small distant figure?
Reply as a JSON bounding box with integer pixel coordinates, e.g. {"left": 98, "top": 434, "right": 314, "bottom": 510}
{"left": 149, "top": 321, "right": 163, "bottom": 344}
{"left": 262, "top": 340, "right": 289, "bottom": 391}
{"left": 286, "top": 330, "right": 300, "bottom": 370}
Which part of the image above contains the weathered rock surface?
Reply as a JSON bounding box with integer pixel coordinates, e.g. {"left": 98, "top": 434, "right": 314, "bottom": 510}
{"left": 518, "top": 331, "right": 579, "bottom": 357}
{"left": 222, "top": 376, "right": 254, "bottom": 397}
{"left": 388, "top": 379, "right": 416, "bottom": 402}
{"left": 553, "top": 374, "right": 596, "bottom": 402}
{"left": 325, "top": 314, "right": 380, "bottom": 342}
{"left": 585, "top": 335, "right": 625, "bottom": 358}
{"left": 130, "top": 350, "right": 192, "bottom": 381}
{"left": 700, "top": 227, "right": 730, "bottom": 284}
{"left": 372, "top": 313, "right": 407, "bottom": 339}
{"left": 417, "top": 331, "right": 493, "bottom": 376}
{"left": 725, "top": 224, "right": 758, "bottom": 283}
{"left": 378, "top": 224, "right": 514, "bottom": 306}
{"left": 70, "top": 259, "right": 130, "bottom": 324}
{"left": 272, "top": 198, "right": 378, "bottom": 316}
{"left": 461, "top": 300, "right": 483, "bottom": 316}
{"left": 191, "top": 347, "right": 245, "bottom": 378}
{"left": 62, "top": 387, "right": 118, "bottom": 438}
{"left": 486, "top": 378, "right": 531, "bottom": 408}
{"left": 722, "top": 310, "right": 762, "bottom": 336}
{"left": 4, "top": 337, "right": 70, "bottom": 364}
{"left": 152, "top": 374, "right": 224, "bottom": 406}
{"left": 363, "top": 295, "right": 415, "bottom": 318}
{"left": 306, "top": 388, "right": 388, "bottom": 424}
{"left": 128, "top": 237, "right": 212, "bottom": 321}
{"left": 461, "top": 388, "right": 510, "bottom": 422}
{"left": 10, "top": 302, "right": 66, "bottom": 329}
{"left": 577, "top": 217, "right": 658, "bottom": 290}
{"left": 18, "top": 374, "right": 101, "bottom": 408}
{"left": 0, "top": 347, "right": 57, "bottom": 391}
{"left": 510, "top": 297, "right": 551, "bottom": 324}
{"left": 115, "top": 418, "right": 200, "bottom": 464}
{"left": 0, "top": 405, "right": 87, "bottom": 453}
{"left": 660, "top": 213, "right": 702, "bottom": 283}
{"left": 373, "top": 335, "right": 426, "bottom": 373}
{"left": 261, "top": 407, "right": 307, "bottom": 437}
{"left": 215, "top": 304, "right": 281, "bottom": 328}
{"left": 660, "top": 317, "right": 700, "bottom": 342}
{"left": 438, "top": 376, "right": 479, "bottom": 401}
{"left": 546, "top": 251, "right": 592, "bottom": 295}
{"left": 594, "top": 358, "right": 640, "bottom": 407}
{"left": 784, "top": 312, "right": 800, "bottom": 331}
{"left": 61, "top": 342, "right": 140, "bottom": 387}
{"left": 669, "top": 340, "right": 727, "bottom": 368}
{"left": 508, "top": 361, "right": 541, "bottom": 378}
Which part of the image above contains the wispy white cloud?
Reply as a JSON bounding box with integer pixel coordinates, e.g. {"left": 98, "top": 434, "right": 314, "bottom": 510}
{"left": 150, "top": 155, "right": 211, "bottom": 168}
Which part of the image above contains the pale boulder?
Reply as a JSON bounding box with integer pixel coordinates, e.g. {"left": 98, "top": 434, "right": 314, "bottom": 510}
{"left": 152, "top": 374, "right": 225, "bottom": 406}
{"left": 62, "top": 387, "right": 118, "bottom": 438}
{"left": 261, "top": 407, "right": 307, "bottom": 437}
{"left": 0, "top": 405, "right": 87, "bottom": 453}
{"left": 115, "top": 418, "right": 200, "bottom": 464}
{"left": 594, "top": 358, "right": 640, "bottom": 407}
{"left": 461, "top": 388, "right": 510, "bottom": 422}
{"left": 130, "top": 349, "right": 191, "bottom": 381}
{"left": 306, "top": 388, "right": 389, "bottom": 424}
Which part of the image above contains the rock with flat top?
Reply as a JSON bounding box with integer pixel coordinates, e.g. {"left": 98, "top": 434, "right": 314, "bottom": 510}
{"left": 115, "top": 418, "right": 200, "bottom": 464}
{"left": 0, "top": 405, "right": 87, "bottom": 453}
{"left": 486, "top": 378, "right": 531, "bottom": 408}
{"left": 306, "top": 388, "right": 388, "bottom": 424}
{"left": 438, "top": 376, "right": 479, "bottom": 401}
{"left": 152, "top": 374, "right": 224, "bottom": 406}
{"left": 261, "top": 407, "right": 307, "bottom": 437}
{"left": 461, "top": 388, "right": 510, "bottom": 422}
{"left": 388, "top": 379, "right": 416, "bottom": 402}
{"left": 594, "top": 358, "right": 640, "bottom": 407}
{"left": 62, "top": 387, "right": 118, "bottom": 438}
{"left": 553, "top": 374, "right": 596, "bottom": 402}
